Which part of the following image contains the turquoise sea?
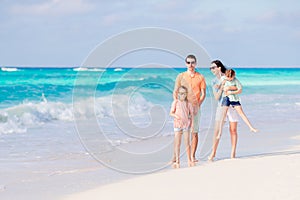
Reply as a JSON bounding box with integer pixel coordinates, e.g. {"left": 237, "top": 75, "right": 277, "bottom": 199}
{"left": 0, "top": 67, "right": 299, "bottom": 134}
{"left": 1, "top": 66, "right": 300, "bottom": 198}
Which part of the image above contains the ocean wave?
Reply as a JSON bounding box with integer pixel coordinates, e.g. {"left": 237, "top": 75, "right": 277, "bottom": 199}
{"left": 114, "top": 68, "right": 123, "bottom": 72}
{"left": 0, "top": 101, "right": 74, "bottom": 134}
{"left": 73, "top": 67, "right": 88, "bottom": 71}
{"left": 73, "top": 67, "right": 106, "bottom": 72}
{"left": 1, "top": 67, "right": 19, "bottom": 72}
{"left": 97, "top": 75, "right": 174, "bottom": 91}
{"left": 0, "top": 93, "right": 170, "bottom": 135}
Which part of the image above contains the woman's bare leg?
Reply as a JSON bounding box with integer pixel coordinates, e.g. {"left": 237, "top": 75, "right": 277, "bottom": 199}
{"left": 208, "top": 119, "right": 225, "bottom": 161}
{"left": 217, "top": 106, "right": 229, "bottom": 139}
{"left": 229, "top": 121, "right": 238, "bottom": 158}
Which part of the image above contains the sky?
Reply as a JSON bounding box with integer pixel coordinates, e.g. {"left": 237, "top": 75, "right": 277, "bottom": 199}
{"left": 1, "top": 0, "right": 300, "bottom": 67}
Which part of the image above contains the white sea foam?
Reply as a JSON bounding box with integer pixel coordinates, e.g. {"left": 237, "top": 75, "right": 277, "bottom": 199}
{"left": 0, "top": 93, "right": 171, "bottom": 137}
{"left": 73, "top": 67, "right": 106, "bottom": 72}
{"left": 0, "top": 101, "right": 74, "bottom": 134}
{"left": 88, "top": 68, "right": 106, "bottom": 72}
{"left": 114, "top": 68, "right": 123, "bottom": 72}
{"left": 1, "top": 67, "right": 18, "bottom": 72}
{"left": 73, "top": 67, "right": 88, "bottom": 71}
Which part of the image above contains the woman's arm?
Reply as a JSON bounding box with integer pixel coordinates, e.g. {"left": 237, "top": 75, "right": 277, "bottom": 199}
{"left": 224, "top": 78, "right": 242, "bottom": 95}
{"left": 226, "top": 86, "right": 238, "bottom": 91}
{"left": 225, "top": 87, "right": 242, "bottom": 96}
{"left": 212, "top": 83, "right": 224, "bottom": 100}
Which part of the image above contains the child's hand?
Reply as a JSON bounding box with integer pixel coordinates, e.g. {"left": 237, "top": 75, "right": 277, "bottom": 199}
{"left": 175, "top": 115, "right": 181, "bottom": 120}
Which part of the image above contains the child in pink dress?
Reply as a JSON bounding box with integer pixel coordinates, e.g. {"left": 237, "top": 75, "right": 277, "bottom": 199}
{"left": 170, "top": 86, "right": 194, "bottom": 168}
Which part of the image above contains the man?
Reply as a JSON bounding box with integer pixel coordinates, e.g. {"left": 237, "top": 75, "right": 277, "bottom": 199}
{"left": 173, "top": 54, "right": 206, "bottom": 162}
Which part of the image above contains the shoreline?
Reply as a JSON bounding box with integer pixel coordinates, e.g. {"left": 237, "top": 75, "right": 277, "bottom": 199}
{"left": 2, "top": 66, "right": 300, "bottom": 69}
{"left": 61, "top": 153, "right": 300, "bottom": 200}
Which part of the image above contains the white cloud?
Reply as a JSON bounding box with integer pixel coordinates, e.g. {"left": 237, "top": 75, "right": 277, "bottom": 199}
{"left": 10, "top": 0, "right": 94, "bottom": 16}
{"left": 102, "top": 13, "right": 125, "bottom": 26}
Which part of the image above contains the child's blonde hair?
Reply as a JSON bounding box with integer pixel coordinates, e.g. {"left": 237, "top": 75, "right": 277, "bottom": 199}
{"left": 225, "top": 69, "right": 236, "bottom": 78}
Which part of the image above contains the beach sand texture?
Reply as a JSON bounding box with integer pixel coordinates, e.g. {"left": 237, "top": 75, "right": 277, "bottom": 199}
{"left": 62, "top": 153, "right": 300, "bottom": 200}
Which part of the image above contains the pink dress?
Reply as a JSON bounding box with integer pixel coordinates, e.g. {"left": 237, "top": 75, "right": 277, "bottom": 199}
{"left": 170, "top": 100, "right": 193, "bottom": 129}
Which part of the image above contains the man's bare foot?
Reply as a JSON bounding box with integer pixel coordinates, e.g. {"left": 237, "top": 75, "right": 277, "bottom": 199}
{"left": 188, "top": 161, "right": 195, "bottom": 167}
{"left": 172, "top": 162, "right": 180, "bottom": 169}
{"left": 231, "top": 151, "right": 236, "bottom": 159}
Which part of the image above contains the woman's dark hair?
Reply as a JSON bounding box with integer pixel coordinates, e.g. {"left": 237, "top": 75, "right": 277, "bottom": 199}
{"left": 211, "top": 60, "right": 227, "bottom": 73}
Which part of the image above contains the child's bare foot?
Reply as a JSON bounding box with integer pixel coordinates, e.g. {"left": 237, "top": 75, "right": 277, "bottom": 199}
{"left": 169, "top": 158, "right": 176, "bottom": 165}
{"left": 172, "top": 162, "right": 180, "bottom": 169}
{"left": 250, "top": 127, "right": 258, "bottom": 133}
{"left": 191, "top": 158, "right": 198, "bottom": 162}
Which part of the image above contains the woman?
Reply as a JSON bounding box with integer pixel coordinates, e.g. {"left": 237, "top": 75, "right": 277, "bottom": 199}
{"left": 208, "top": 60, "right": 239, "bottom": 161}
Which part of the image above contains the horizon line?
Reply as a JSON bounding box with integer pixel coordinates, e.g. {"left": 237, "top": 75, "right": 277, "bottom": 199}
{"left": 1, "top": 65, "right": 300, "bottom": 69}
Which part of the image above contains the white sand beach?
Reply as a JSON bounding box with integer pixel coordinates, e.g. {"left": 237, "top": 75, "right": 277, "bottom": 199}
{"left": 62, "top": 153, "right": 300, "bottom": 200}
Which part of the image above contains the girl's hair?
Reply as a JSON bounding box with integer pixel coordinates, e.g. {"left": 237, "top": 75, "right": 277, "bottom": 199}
{"left": 211, "top": 60, "right": 227, "bottom": 73}
{"left": 178, "top": 86, "right": 188, "bottom": 101}
{"left": 225, "top": 69, "right": 236, "bottom": 78}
